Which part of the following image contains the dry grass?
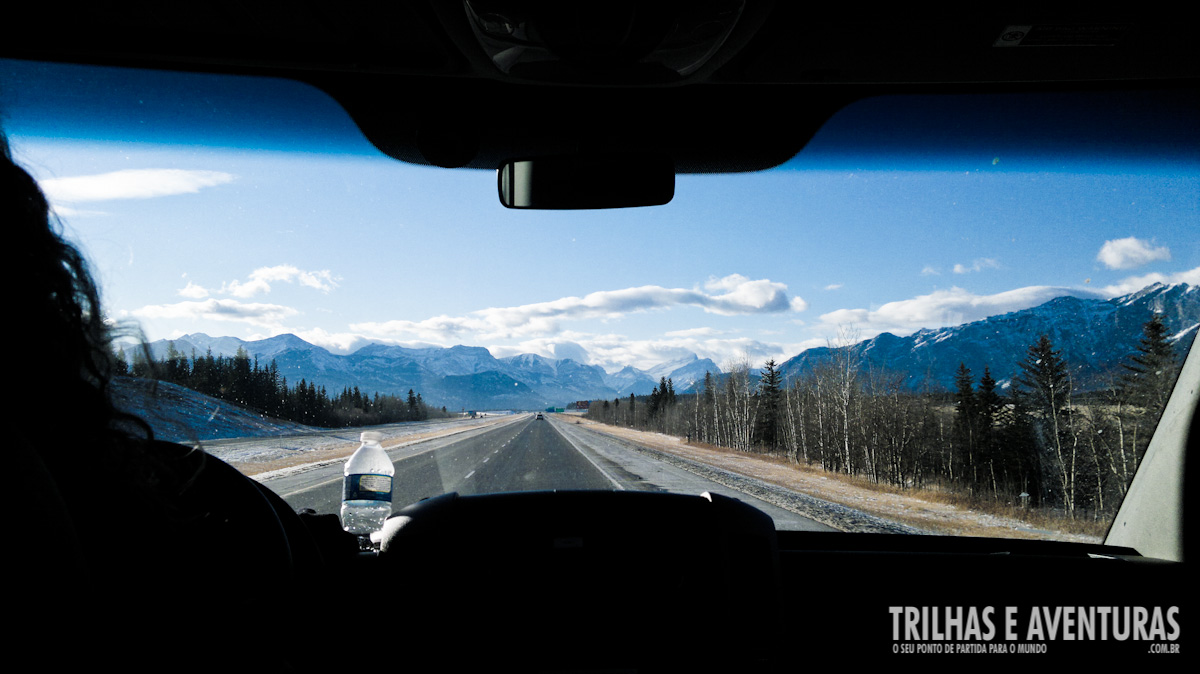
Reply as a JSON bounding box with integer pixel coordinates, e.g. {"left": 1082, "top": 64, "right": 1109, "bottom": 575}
{"left": 567, "top": 416, "right": 1104, "bottom": 543}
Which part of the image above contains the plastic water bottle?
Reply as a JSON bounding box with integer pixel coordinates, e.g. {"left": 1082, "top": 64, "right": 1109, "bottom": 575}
{"left": 340, "top": 431, "right": 394, "bottom": 541}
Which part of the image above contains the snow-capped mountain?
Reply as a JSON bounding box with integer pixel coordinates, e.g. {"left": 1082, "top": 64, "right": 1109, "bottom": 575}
{"left": 644, "top": 354, "right": 722, "bottom": 392}
{"left": 144, "top": 333, "right": 689, "bottom": 409}
{"left": 779, "top": 282, "right": 1198, "bottom": 392}
{"left": 603, "top": 365, "right": 659, "bottom": 397}
{"left": 139, "top": 282, "right": 1196, "bottom": 407}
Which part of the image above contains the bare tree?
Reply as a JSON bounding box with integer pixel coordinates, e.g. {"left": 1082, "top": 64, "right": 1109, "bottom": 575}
{"left": 722, "top": 355, "right": 755, "bottom": 452}
{"left": 831, "top": 327, "right": 861, "bottom": 474}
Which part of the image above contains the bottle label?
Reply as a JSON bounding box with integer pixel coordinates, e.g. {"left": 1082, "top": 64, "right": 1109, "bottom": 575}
{"left": 343, "top": 474, "right": 393, "bottom": 502}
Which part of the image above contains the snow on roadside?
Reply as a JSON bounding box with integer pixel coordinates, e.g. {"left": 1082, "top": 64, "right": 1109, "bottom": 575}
{"left": 112, "top": 377, "right": 316, "bottom": 442}
{"left": 111, "top": 377, "right": 520, "bottom": 477}
{"left": 225, "top": 415, "right": 520, "bottom": 479}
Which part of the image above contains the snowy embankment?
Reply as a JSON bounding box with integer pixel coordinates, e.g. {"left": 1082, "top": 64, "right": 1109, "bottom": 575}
{"left": 111, "top": 377, "right": 517, "bottom": 474}
{"left": 112, "top": 377, "right": 314, "bottom": 442}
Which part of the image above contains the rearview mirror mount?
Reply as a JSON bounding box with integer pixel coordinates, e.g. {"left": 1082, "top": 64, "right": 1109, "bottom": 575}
{"left": 498, "top": 154, "right": 674, "bottom": 209}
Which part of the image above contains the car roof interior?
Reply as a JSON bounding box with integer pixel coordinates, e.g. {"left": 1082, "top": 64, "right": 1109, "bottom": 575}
{"left": 4, "top": 4, "right": 1195, "bottom": 669}
{"left": 6, "top": 5, "right": 1198, "bottom": 172}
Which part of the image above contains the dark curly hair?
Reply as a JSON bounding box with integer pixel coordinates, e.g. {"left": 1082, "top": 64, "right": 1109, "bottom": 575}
{"left": 3, "top": 134, "right": 154, "bottom": 436}
{"left": 2, "top": 133, "right": 208, "bottom": 514}
{"left": 6, "top": 132, "right": 306, "bottom": 665}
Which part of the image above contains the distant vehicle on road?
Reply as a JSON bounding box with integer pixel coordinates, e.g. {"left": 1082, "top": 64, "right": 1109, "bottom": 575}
{"left": 535, "top": 413, "right": 544, "bottom": 420}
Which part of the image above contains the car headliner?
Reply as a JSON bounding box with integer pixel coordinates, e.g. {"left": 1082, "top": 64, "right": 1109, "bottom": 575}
{"left": 3, "top": 6, "right": 1198, "bottom": 171}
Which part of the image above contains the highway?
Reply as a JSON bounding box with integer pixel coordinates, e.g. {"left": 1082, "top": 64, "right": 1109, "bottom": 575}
{"left": 264, "top": 414, "right": 835, "bottom": 531}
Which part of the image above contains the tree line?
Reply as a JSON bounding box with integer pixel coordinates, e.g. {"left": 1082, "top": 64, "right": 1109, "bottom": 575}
{"left": 115, "top": 343, "right": 447, "bottom": 428}
{"left": 587, "top": 316, "right": 1184, "bottom": 521}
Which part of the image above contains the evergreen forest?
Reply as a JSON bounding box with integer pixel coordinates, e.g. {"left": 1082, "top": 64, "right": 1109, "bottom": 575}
{"left": 115, "top": 344, "right": 447, "bottom": 428}
{"left": 586, "top": 316, "right": 1185, "bottom": 523}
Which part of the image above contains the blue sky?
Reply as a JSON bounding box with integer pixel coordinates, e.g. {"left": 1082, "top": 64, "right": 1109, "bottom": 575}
{"left": 3, "top": 59, "right": 1198, "bottom": 372}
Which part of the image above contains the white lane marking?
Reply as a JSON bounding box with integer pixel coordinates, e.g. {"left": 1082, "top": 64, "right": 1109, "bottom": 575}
{"left": 547, "top": 419, "right": 624, "bottom": 490}
{"left": 266, "top": 414, "right": 529, "bottom": 497}
{"left": 465, "top": 470, "right": 475, "bottom": 479}
{"left": 483, "top": 457, "right": 490, "bottom": 463}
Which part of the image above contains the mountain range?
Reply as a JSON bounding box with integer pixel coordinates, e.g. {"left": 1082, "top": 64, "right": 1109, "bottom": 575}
{"left": 144, "top": 333, "right": 720, "bottom": 410}
{"left": 779, "top": 282, "right": 1198, "bottom": 392}
{"left": 141, "top": 282, "right": 1197, "bottom": 409}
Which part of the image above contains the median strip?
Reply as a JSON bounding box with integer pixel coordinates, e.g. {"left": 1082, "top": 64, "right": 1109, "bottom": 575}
{"left": 233, "top": 414, "right": 526, "bottom": 478}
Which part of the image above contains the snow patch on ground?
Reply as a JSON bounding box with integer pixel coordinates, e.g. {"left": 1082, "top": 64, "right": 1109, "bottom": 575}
{"left": 112, "top": 377, "right": 315, "bottom": 442}
{"left": 111, "top": 377, "right": 518, "bottom": 476}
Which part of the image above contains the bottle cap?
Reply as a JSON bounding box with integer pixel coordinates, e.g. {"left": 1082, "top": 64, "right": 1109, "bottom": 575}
{"left": 361, "top": 431, "right": 383, "bottom": 443}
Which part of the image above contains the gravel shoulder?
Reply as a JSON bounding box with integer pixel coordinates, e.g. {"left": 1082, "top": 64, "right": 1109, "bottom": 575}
{"left": 559, "top": 415, "right": 1103, "bottom": 543}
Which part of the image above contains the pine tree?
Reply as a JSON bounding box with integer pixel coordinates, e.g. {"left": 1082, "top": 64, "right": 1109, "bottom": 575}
{"left": 1014, "top": 334, "right": 1075, "bottom": 513}
{"left": 976, "top": 367, "right": 1004, "bottom": 497}
{"left": 1015, "top": 335, "right": 1069, "bottom": 420}
{"left": 952, "top": 362, "right": 978, "bottom": 486}
{"left": 407, "top": 389, "right": 419, "bottom": 418}
{"left": 164, "top": 341, "right": 184, "bottom": 382}
{"left": 648, "top": 380, "right": 664, "bottom": 420}
{"left": 1121, "top": 313, "right": 1178, "bottom": 414}
{"left": 755, "top": 359, "right": 783, "bottom": 450}
{"left": 112, "top": 345, "right": 129, "bottom": 376}
{"left": 977, "top": 367, "right": 1003, "bottom": 425}
{"left": 953, "top": 363, "right": 976, "bottom": 420}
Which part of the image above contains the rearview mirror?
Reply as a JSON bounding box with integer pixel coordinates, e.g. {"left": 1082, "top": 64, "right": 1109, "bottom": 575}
{"left": 498, "top": 154, "right": 674, "bottom": 209}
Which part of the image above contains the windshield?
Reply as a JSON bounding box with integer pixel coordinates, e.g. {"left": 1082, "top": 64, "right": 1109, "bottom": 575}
{"left": 4, "top": 59, "right": 1196, "bottom": 540}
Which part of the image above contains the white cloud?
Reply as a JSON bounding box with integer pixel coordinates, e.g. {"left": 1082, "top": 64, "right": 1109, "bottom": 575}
{"left": 1099, "top": 266, "right": 1200, "bottom": 296}
{"left": 544, "top": 333, "right": 800, "bottom": 375}
{"left": 551, "top": 341, "right": 591, "bottom": 364}
{"left": 177, "top": 282, "right": 210, "bottom": 299}
{"left": 291, "top": 328, "right": 379, "bottom": 354}
{"left": 818, "top": 284, "right": 1106, "bottom": 336}
{"left": 701, "top": 274, "right": 803, "bottom": 314}
{"left": 816, "top": 270, "right": 1198, "bottom": 342}
{"left": 1096, "top": 237, "right": 1171, "bottom": 270}
{"left": 664, "top": 327, "right": 726, "bottom": 338}
{"left": 351, "top": 275, "right": 805, "bottom": 342}
{"left": 824, "top": 283, "right": 843, "bottom": 291}
{"left": 126, "top": 299, "right": 298, "bottom": 330}
{"left": 352, "top": 324, "right": 804, "bottom": 376}
{"left": 280, "top": 326, "right": 810, "bottom": 381}
{"left": 920, "top": 265, "right": 940, "bottom": 276}
{"left": 819, "top": 308, "right": 870, "bottom": 325}
{"left": 49, "top": 205, "right": 109, "bottom": 218}
{"left": 952, "top": 258, "right": 1000, "bottom": 274}
{"left": 220, "top": 265, "right": 339, "bottom": 298}
{"left": 39, "top": 169, "right": 236, "bottom": 202}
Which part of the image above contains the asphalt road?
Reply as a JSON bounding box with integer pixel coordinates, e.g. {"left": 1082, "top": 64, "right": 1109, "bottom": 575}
{"left": 264, "top": 414, "right": 835, "bottom": 531}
